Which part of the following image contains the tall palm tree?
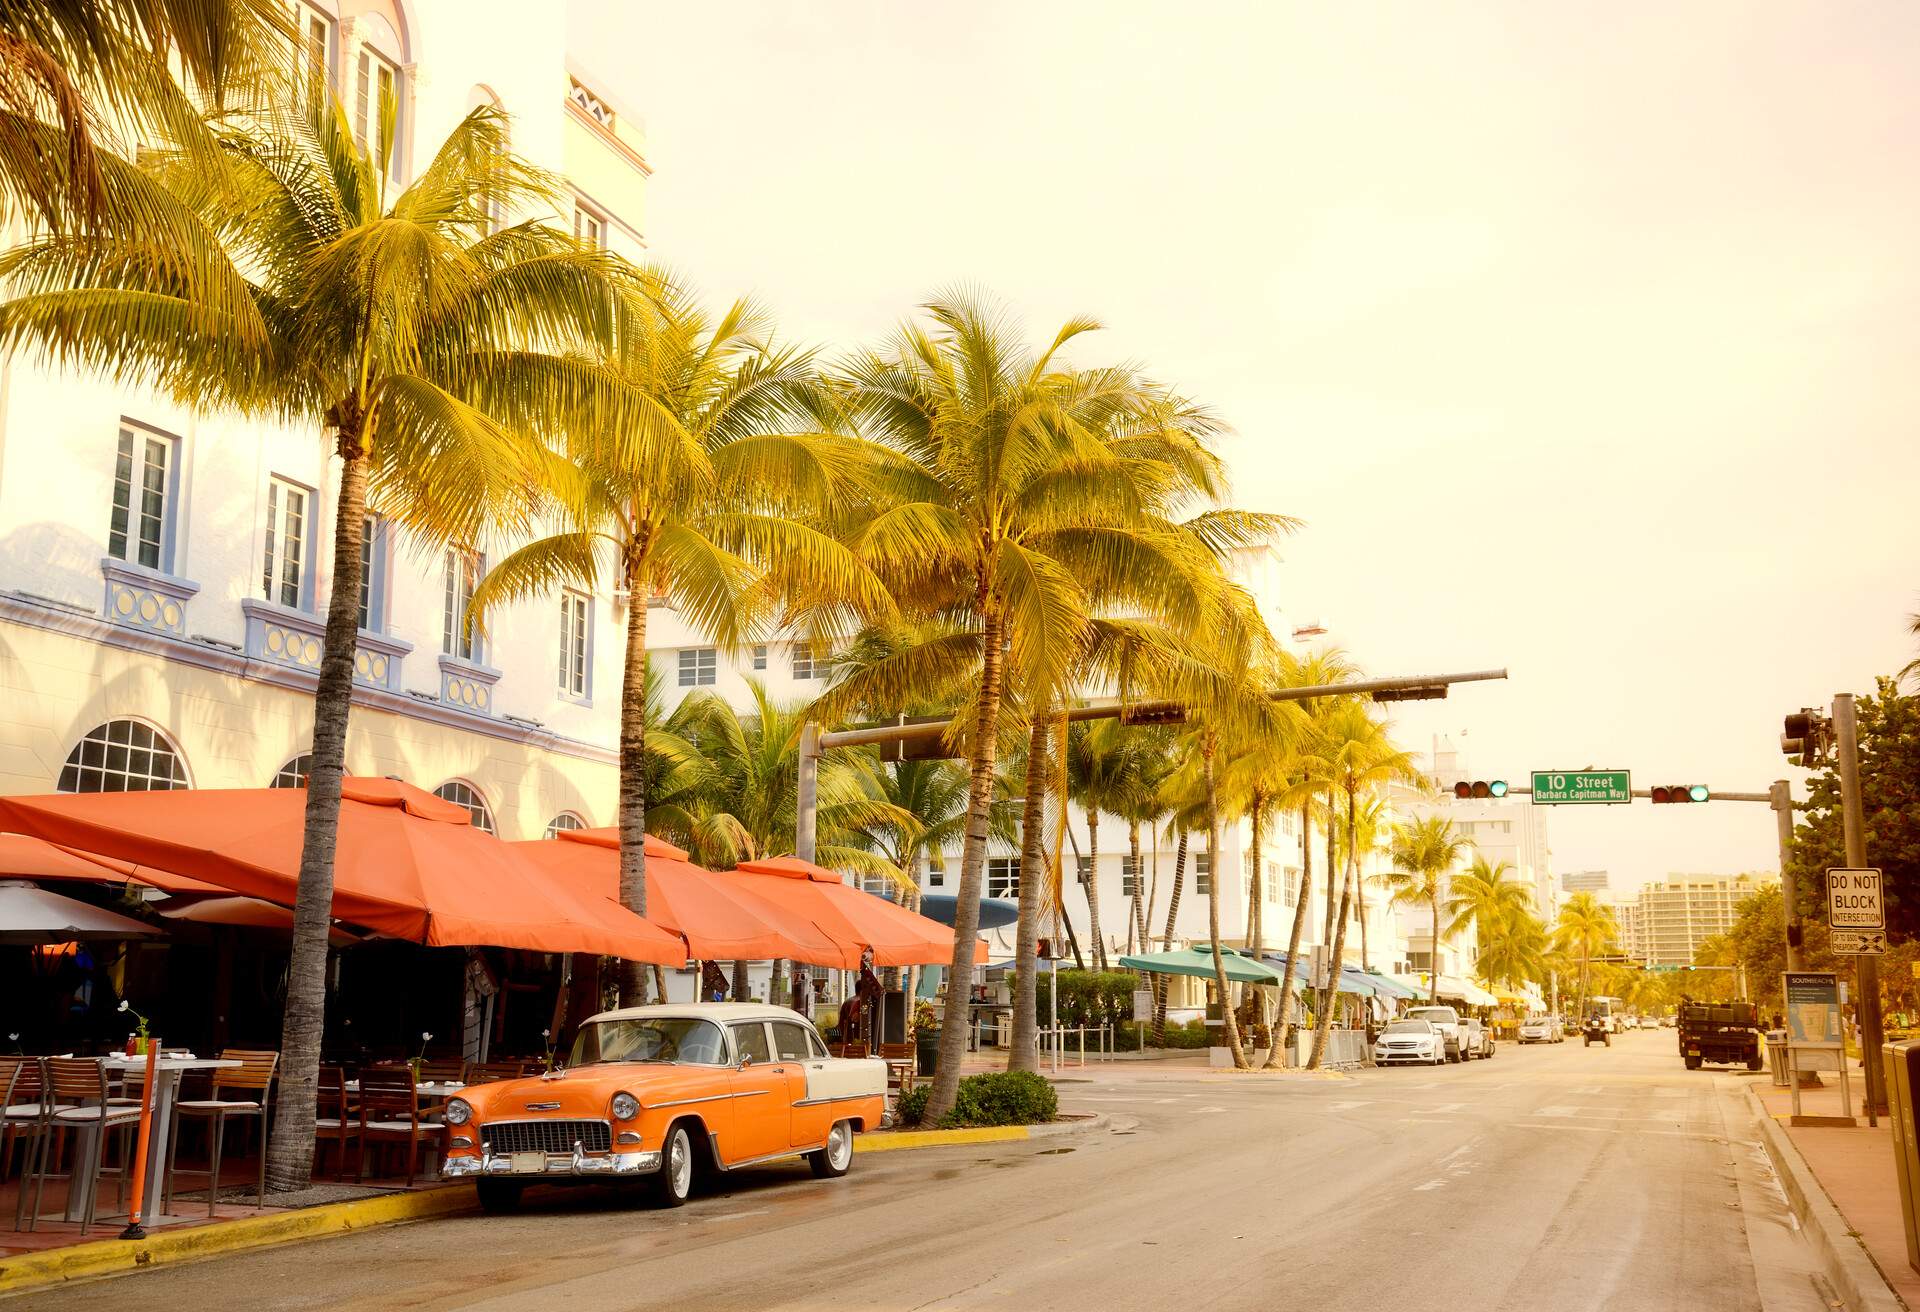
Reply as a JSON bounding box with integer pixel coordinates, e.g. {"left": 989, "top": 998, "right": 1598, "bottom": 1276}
{"left": 469, "top": 282, "right": 890, "bottom": 1005}
{"left": 0, "top": 100, "right": 629, "bottom": 1191}
{"left": 1065, "top": 718, "right": 1141, "bottom": 971}
{"left": 825, "top": 292, "right": 1269, "bottom": 1121}
{"left": 1333, "top": 793, "right": 1388, "bottom": 970}
{"left": 1149, "top": 741, "right": 1207, "bottom": 1044}
{"left": 1474, "top": 905, "right": 1549, "bottom": 992}
{"left": 1376, "top": 815, "right": 1474, "bottom": 1005}
{"left": 1554, "top": 892, "right": 1620, "bottom": 1023}
{"left": 1447, "top": 857, "right": 1533, "bottom": 950}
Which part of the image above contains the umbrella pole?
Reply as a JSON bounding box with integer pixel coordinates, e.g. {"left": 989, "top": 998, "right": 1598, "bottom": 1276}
{"left": 118, "top": 1039, "right": 160, "bottom": 1239}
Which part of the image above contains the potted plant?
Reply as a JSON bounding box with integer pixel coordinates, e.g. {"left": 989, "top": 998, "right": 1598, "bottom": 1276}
{"left": 117, "top": 1000, "right": 153, "bottom": 1055}
{"left": 914, "top": 999, "right": 940, "bottom": 1076}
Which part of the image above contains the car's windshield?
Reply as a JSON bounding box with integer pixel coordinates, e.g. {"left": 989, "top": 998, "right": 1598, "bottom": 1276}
{"left": 1408, "top": 1008, "right": 1457, "bottom": 1024}
{"left": 569, "top": 1017, "right": 727, "bottom": 1067}
{"left": 1384, "top": 1020, "right": 1429, "bottom": 1034}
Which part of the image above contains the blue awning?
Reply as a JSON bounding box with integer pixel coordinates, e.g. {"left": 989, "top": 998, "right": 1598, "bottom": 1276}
{"left": 916, "top": 894, "right": 1019, "bottom": 931}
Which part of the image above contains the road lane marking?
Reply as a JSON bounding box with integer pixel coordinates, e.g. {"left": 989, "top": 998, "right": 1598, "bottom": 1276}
{"left": 1195, "top": 1106, "right": 1227, "bottom": 1114}
{"left": 1428, "top": 1102, "right": 1464, "bottom": 1114}
{"left": 1413, "top": 1178, "right": 1447, "bottom": 1191}
{"left": 1326, "top": 1100, "right": 1371, "bottom": 1112}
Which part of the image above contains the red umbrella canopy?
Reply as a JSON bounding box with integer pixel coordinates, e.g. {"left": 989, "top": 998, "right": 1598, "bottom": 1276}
{"left": 729, "top": 856, "right": 976, "bottom": 967}
{"left": 515, "top": 829, "right": 845, "bottom": 964}
{"left": 0, "top": 779, "right": 684, "bottom": 964}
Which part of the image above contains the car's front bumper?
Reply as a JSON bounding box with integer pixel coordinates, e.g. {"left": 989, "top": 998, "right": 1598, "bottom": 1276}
{"left": 1373, "top": 1049, "right": 1437, "bottom": 1064}
{"left": 443, "top": 1149, "right": 663, "bottom": 1179}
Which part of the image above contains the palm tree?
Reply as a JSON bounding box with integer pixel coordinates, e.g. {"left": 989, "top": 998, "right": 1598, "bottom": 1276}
{"left": 1474, "top": 905, "right": 1549, "bottom": 993}
{"left": 0, "top": 0, "right": 288, "bottom": 230}
{"left": 1447, "top": 856, "right": 1535, "bottom": 979}
{"left": 825, "top": 292, "right": 1269, "bottom": 1121}
{"left": 1376, "top": 816, "right": 1474, "bottom": 1005}
{"left": 1149, "top": 741, "right": 1207, "bottom": 1044}
{"left": 1334, "top": 793, "right": 1388, "bottom": 970}
{"left": 469, "top": 282, "right": 890, "bottom": 1006}
{"left": 1065, "top": 718, "right": 1142, "bottom": 971}
{"left": 1113, "top": 726, "right": 1177, "bottom": 953}
{"left": 1554, "top": 892, "right": 1620, "bottom": 1023}
{"left": 0, "top": 100, "right": 629, "bottom": 1191}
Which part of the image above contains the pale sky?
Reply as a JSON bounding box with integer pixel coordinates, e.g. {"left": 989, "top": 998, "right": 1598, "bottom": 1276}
{"left": 574, "top": 1, "right": 1920, "bottom": 891}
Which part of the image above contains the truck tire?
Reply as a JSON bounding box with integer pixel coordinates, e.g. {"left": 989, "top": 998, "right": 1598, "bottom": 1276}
{"left": 1745, "top": 1052, "right": 1764, "bottom": 1072}
{"left": 1685, "top": 1055, "right": 1702, "bottom": 1070}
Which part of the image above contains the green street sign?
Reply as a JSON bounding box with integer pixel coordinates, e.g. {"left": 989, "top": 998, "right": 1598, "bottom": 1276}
{"left": 1531, "top": 770, "right": 1631, "bottom": 805}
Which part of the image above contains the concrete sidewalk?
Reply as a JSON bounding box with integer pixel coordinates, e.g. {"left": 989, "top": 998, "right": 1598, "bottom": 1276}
{"left": 1753, "top": 1074, "right": 1920, "bottom": 1308}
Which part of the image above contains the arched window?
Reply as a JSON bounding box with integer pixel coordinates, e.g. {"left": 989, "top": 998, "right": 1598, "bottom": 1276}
{"left": 271, "top": 755, "right": 313, "bottom": 788}
{"left": 544, "top": 811, "right": 586, "bottom": 838}
{"left": 59, "top": 720, "right": 189, "bottom": 793}
{"left": 434, "top": 780, "right": 494, "bottom": 834}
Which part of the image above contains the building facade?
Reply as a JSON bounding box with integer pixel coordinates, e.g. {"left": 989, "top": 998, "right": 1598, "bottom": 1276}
{"left": 0, "top": 2, "right": 650, "bottom": 845}
{"left": 1626, "top": 872, "right": 1777, "bottom": 967}
{"left": 1562, "top": 870, "right": 1610, "bottom": 895}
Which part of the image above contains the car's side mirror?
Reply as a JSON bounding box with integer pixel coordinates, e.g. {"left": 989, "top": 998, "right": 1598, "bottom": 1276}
{"left": 738, "top": 1055, "right": 754, "bottom": 1069}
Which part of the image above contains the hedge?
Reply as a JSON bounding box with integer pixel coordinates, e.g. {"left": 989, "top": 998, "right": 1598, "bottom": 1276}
{"left": 894, "top": 1070, "right": 1058, "bottom": 1128}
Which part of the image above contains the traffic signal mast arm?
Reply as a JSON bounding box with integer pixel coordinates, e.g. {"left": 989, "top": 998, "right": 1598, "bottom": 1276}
{"left": 1501, "top": 785, "right": 1772, "bottom": 803}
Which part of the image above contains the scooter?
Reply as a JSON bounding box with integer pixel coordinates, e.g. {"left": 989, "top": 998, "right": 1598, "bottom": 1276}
{"left": 1582, "top": 1016, "right": 1611, "bottom": 1047}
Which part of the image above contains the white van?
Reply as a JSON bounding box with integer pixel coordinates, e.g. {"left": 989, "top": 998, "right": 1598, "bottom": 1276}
{"left": 1405, "top": 1005, "right": 1464, "bottom": 1062}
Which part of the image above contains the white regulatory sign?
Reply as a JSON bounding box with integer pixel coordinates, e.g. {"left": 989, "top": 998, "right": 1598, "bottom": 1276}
{"left": 1832, "top": 929, "right": 1887, "bottom": 956}
{"left": 1827, "top": 867, "right": 1884, "bottom": 930}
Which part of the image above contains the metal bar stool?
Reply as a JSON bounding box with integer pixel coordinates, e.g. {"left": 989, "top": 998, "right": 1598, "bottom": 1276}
{"left": 164, "top": 1049, "right": 278, "bottom": 1215}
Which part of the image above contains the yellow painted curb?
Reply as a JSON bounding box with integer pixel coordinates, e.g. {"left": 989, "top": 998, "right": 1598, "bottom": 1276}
{"left": 854, "top": 1125, "right": 1031, "bottom": 1153}
{"left": 0, "top": 1183, "right": 476, "bottom": 1298}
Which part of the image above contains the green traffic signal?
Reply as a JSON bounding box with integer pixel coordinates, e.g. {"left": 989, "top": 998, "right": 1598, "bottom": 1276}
{"left": 1489, "top": 780, "right": 1508, "bottom": 797}
{"left": 1687, "top": 784, "right": 1709, "bottom": 802}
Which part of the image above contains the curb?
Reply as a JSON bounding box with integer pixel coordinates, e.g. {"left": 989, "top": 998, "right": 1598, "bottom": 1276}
{"left": 1745, "top": 1086, "right": 1905, "bottom": 1312}
{"left": 854, "top": 1112, "right": 1109, "bottom": 1155}
{"left": 0, "top": 1183, "right": 476, "bottom": 1299}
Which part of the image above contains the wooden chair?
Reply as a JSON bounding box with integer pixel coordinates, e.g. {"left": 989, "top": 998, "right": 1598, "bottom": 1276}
{"left": 313, "top": 1065, "right": 360, "bottom": 1181}
{"left": 32, "top": 1059, "right": 139, "bottom": 1235}
{"left": 358, "top": 1065, "right": 432, "bottom": 1187}
{"left": 878, "top": 1042, "right": 916, "bottom": 1096}
{"left": 3, "top": 1058, "right": 65, "bottom": 1232}
{"left": 164, "top": 1049, "right": 278, "bottom": 1215}
{"left": 832, "top": 1042, "right": 871, "bottom": 1059}
{"left": 416, "top": 1058, "right": 468, "bottom": 1086}
{"left": 464, "top": 1062, "right": 526, "bottom": 1085}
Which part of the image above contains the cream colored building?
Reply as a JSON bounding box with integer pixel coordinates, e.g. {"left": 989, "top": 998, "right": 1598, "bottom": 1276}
{"left": 0, "top": 0, "right": 649, "bottom": 840}
{"left": 1626, "top": 872, "right": 1777, "bottom": 967}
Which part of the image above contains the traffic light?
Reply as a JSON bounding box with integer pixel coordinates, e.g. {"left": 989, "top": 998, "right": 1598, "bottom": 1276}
{"left": 1650, "top": 784, "right": 1710, "bottom": 804}
{"left": 1452, "top": 780, "right": 1508, "bottom": 799}
{"left": 1781, "top": 708, "right": 1830, "bottom": 767}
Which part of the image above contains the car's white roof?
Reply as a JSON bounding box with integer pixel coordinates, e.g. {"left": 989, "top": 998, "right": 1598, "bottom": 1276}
{"left": 582, "top": 1002, "right": 811, "bottom": 1026}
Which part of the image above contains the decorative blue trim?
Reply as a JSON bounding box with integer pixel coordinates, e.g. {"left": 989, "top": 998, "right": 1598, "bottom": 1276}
{"left": 241, "top": 598, "right": 413, "bottom": 691}
{"left": 438, "top": 653, "right": 502, "bottom": 717}
{"left": 0, "top": 591, "right": 612, "bottom": 766}
{"left": 100, "top": 557, "right": 199, "bottom": 637}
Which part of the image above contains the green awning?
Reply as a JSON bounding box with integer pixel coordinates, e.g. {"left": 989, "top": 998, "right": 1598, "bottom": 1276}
{"left": 1117, "top": 945, "right": 1285, "bottom": 985}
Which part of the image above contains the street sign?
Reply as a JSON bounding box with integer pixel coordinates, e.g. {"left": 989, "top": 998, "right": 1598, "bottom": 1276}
{"left": 1827, "top": 867, "right": 1885, "bottom": 930}
{"left": 1832, "top": 929, "right": 1888, "bottom": 956}
{"left": 1783, "top": 972, "right": 1842, "bottom": 1047}
{"left": 1530, "top": 770, "right": 1631, "bottom": 805}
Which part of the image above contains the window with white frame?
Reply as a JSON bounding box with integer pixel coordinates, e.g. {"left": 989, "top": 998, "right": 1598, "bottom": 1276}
{"left": 751, "top": 644, "right": 767, "bottom": 671}
{"left": 558, "top": 589, "right": 591, "bottom": 698}
{"left": 59, "top": 720, "right": 188, "bottom": 793}
{"left": 1075, "top": 854, "right": 1092, "bottom": 886}
{"left": 677, "top": 647, "right": 716, "bottom": 687}
{"left": 1282, "top": 866, "right": 1301, "bottom": 907}
{"left": 261, "top": 477, "right": 311, "bottom": 609}
{"left": 987, "top": 857, "right": 1020, "bottom": 900}
{"left": 574, "top": 204, "right": 606, "bottom": 249}
{"left": 353, "top": 44, "right": 401, "bottom": 179}
{"left": 434, "top": 780, "right": 494, "bottom": 834}
{"left": 544, "top": 811, "right": 586, "bottom": 837}
{"left": 270, "top": 754, "right": 312, "bottom": 788}
{"left": 1121, "top": 856, "right": 1143, "bottom": 898}
{"left": 294, "top": 3, "right": 335, "bottom": 92}
{"left": 442, "top": 547, "right": 482, "bottom": 661}
{"left": 358, "top": 515, "right": 385, "bottom": 631}
{"left": 791, "top": 641, "right": 825, "bottom": 681}
{"left": 108, "top": 424, "right": 176, "bottom": 571}
{"left": 1194, "top": 852, "right": 1212, "bottom": 895}
{"left": 927, "top": 862, "right": 945, "bottom": 888}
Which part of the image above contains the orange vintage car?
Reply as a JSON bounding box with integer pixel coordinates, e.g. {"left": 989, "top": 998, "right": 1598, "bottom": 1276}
{"left": 442, "top": 1002, "right": 888, "bottom": 1210}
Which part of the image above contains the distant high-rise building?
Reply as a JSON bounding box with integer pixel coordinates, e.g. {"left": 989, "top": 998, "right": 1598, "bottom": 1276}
{"left": 1562, "top": 870, "right": 1610, "bottom": 895}
{"left": 1627, "top": 873, "right": 1778, "bottom": 966}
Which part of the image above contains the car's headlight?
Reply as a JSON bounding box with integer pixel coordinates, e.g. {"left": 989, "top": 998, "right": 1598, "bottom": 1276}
{"left": 611, "top": 1092, "right": 640, "bottom": 1120}
{"left": 445, "top": 1098, "right": 472, "bottom": 1126}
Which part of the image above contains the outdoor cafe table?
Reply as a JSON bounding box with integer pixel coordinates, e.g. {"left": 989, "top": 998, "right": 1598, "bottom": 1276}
{"left": 65, "top": 1055, "right": 240, "bottom": 1226}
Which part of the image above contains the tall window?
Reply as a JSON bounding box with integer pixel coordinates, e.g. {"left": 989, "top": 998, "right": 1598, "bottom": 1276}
{"left": 108, "top": 425, "right": 175, "bottom": 571}
{"left": 677, "top": 647, "right": 715, "bottom": 687}
{"left": 1194, "top": 852, "right": 1212, "bottom": 896}
{"left": 1121, "top": 856, "right": 1142, "bottom": 898}
{"left": 791, "top": 642, "right": 825, "bottom": 681}
{"left": 261, "top": 477, "right": 310, "bottom": 608}
{"left": 558, "top": 590, "right": 591, "bottom": 698}
{"left": 270, "top": 754, "right": 313, "bottom": 788}
{"left": 354, "top": 47, "right": 400, "bottom": 178}
{"left": 750, "top": 644, "right": 767, "bottom": 670}
{"left": 987, "top": 857, "right": 1020, "bottom": 900}
{"left": 442, "top": 548, "right": 482, "bottom": 661}
{"left": 434, "top": 780, "right": 494, "bottom": 834}
{"left": 574, "top": 204, "right": 606, "bottom": 248}
{"left": 544, "top": 812, "right": 586, "bottom": 837}
{"left": 1282, "top": 866, "right": 1301, "bottom": 907}
{"left": 295, "top": 3, "right": 334, "bottom": 91}
{"left": 358, "top": 516, "right": 385, "bottom": 631}
{"left": 1075, "top": 854, "right": 1092, "bottom": 886}
{"left": 59, "top": 720, "right": 188, "bottom": 792}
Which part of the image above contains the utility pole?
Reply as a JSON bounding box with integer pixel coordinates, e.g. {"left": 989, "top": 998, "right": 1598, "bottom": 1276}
{"left": 1834, "top": 693, "right": 1887, "bottom": 1121}
{"left": 1771, "top": 780, "right": 1800, "bottom": 972}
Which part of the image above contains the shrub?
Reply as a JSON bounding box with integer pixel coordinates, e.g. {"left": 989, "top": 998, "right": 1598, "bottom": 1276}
{"left": 944, "top": 1070, "right": 1058, "bottom": 1127}
{"left": 1037, "top": 970, "right": 1139, "bottom": 1030}
{"left": 894, "top": 1084, "right": 931, "bottom": 1127}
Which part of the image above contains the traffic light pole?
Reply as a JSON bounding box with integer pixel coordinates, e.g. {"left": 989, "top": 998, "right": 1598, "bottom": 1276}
{"left": 1772, "top": 780, "right": 1801, "bottom": 972}
{"left": 1835, "top": 693, "right": 1887, "bottom": 1122}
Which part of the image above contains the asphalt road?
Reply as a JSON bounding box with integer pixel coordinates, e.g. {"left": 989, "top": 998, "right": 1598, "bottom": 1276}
{"left": 18, "top": 1030, "right": 1836, "bottom": 1312}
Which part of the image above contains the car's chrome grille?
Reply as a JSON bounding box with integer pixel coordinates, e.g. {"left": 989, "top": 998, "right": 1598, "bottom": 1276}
{"left": 481, "top": 1119, "right": 612, "bottom": 1155}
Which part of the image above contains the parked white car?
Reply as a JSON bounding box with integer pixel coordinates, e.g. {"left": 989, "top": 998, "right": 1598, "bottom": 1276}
{"left": 1519, "top": 1014, "right": 1564, "bottom": 1044}
{"left": 1374, "top": 1018, "right": 1446, "bottom": 1066}
{"left": 1405, "top": 1005, "right": 1465, "bottom": 1062}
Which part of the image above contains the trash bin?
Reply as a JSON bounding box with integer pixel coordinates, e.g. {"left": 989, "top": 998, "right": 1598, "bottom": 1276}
{"left": 1884, "top": 1040, "right": 1920, "bottom": 1274}
{"left": 1767, "top": 1030, "right": 1791, "bottom": 1088}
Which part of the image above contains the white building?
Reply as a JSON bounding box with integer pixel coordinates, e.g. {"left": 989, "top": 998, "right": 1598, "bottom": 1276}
{"left": 0, "top": 3, "right": 651, "bottom": 844}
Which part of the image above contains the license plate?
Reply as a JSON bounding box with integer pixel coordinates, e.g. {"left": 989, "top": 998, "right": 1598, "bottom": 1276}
{"left": 1687, "top": 1049, "right": 1700, "bottom": 1056}
{"left": 509, "top": 1152, "right": 547, "bottom": 1175}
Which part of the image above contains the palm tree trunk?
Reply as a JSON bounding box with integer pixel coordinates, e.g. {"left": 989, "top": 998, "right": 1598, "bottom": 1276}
{"left": 1202, "top": 732, "right": 1247, "bottom": 1069}
{"left": 615, "top": 552, "right": 653, "bottom": 1007}
{"left": 1151, "top": 830, "right": 1188, "bottom": 1045}
{"left": 1315, "top": 787, "right": 1338, "bottom": 1030}
{"left": 903, "top": 863, "right": 924, "bottom": 1017}
{"left": 1265, "top": 801, "right": 1315, "bottom": 1069}
{"left": 1083, "top": 805, "right": 1105, "bottom": 971}
{"left": 1430, "top": 894, "right": 1442, "bottom": 1003}
{"left": 1247, "top": 794, "right": 1264, "bottom": 956}
{"left": 730, "top": 959, "right": 749, "bottom": 1001}
{"left": 267, "top": 433, "right": 368, "bottom": 1193}
{"left": 925, "top": 601, "right": 1006, "bottom": 1124}
{"left": 1129, "top": 819, "right": 1147, "bottom": 953}
{"left": 1008, "top": 717, "right": 1049, "bottom": 1074}
{"left": 1309, "top": 857, "right": 1355, "bottom": 1069}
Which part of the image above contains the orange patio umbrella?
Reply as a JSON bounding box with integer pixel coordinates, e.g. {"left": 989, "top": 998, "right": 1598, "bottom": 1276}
{"left": 0, "top": 779, "right": 684, "bottom": 964}
{"left": 728, "top": 856, "right": 983, "bottom": 968}
{"left": 0, "top": 832, "right": 227, "bottom": 894}
{"left": 514, "top": 828, "right": 846, "bottom": 965}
